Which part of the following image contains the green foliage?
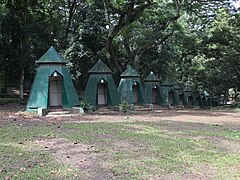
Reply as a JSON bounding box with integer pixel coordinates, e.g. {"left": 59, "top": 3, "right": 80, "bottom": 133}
{"left": 0, "top": 0, "right": 239, "bottom": 97}
{"left": 119, "top": 100, "right": 130, "bottom": 112}
{"left": 79, "top": 100, "right": 91, "bottom": 109}
{"left": 1, "top": 116, "right": 240, "bottom": 179}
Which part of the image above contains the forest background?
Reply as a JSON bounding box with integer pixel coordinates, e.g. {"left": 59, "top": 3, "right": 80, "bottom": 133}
{"left": 0, "top": 0, "right": 239, "bottom": 99}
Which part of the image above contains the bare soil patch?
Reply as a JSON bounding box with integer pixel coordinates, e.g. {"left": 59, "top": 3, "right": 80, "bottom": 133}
{"left": 1, "top": 104, "right": 240, "bottom": 126}
{"left": 33, "top": 138, "right": 113, "bottom": 179}
{"left": 1, "top": 104, "right": 240, "bottom": 179}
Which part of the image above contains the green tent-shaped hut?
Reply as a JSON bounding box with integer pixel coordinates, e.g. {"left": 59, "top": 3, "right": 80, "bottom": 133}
{"left": 193, "top": 88, "right": 201, "bottom": 107}
{"left": 83, "top": 60, "right": 120, "bottom": 108}
{"left": 143, "top": 71, "right": 161, "bottom": 104}
{"left": 118, "top": 65, "right": 145, "bottom": 105}
{"left": 27, "top": 46, "right": 80, "bottom": 111}
{"left": 161, "top": 78, "right": 175, "bottom": 106}
{"left": 173, "top": 83, "right": 185, "bottom": 106}
{"left": 204, "top": 91, "right": 213, "bottom": 108}
{"left": 183, "top": 86, "right": 194, "bottom": 107}
{"left": 199, "top": 90, "right": 207, "bottom": 108}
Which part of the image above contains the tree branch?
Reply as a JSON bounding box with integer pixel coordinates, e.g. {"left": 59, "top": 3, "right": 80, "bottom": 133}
{"left": 133, "top": 30, "right": 175, "bottom": 70}
{"left": 66, "top": 0, "right": 77, "bottom": 35}
{"left": 154, "top": 0, "right": 180, "bottom": 33}
{"left": 105, "top": 0, "right": 153, "bottom": 73}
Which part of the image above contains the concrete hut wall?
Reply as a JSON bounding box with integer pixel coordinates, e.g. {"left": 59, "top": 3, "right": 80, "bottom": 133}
{"left": 143, "top": 82, "right": 161, "bottom": 105}
{"left": 161, "top": 86, "right": 174, "bottom": 106}
{"left": 118, "top": 77, "right": 146, "bottom": 105}
{"left": 27, "top": 64, "right": 80, "bottom": 110}
{"left": 83, "top": 74, "right": 120, "bottom": 108}
{"left": 173, "top": 89, "right": 184, "bottom": 106}
{"left": 183, "top": 91, "right": 194, "bottom": 107}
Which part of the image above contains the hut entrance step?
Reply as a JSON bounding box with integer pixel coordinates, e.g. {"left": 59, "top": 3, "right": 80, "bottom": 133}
{"left": 45, "top": 110, "right": 73, "bottom": 118}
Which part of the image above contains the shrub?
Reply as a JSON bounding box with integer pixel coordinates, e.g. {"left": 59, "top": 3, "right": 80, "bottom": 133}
{"left": 119, "top": 100, "right": 129, "bottom": 112}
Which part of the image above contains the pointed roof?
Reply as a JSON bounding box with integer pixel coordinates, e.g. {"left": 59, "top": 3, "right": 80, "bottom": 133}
{"left": 199, "top": 90, "right": 204, "bottom": 95}
{"left": 144, "top": 71, "right": 160, "bottom": 82}
{"left": 192, "top": 87, "right": 199, "bottom": 93}
{"left": 120, "top": 65, "right": 140, "bottom": 77}
{"left": 174, "top": 82, "right": 185, "bottom": 90}
{"left": 162, "top": 77, "right": 174, "bottom": 86}
{"left": 36, "top": 46, "right": 67, "bottom": 64}
{"left": 88, "top": 59, "right": 112, "bottom": 74}
{"left": 184, "top": 86, "right": 193, "bottom": 92}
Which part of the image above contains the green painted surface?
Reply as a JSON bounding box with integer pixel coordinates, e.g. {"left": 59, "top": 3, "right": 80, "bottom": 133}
{"left": 144, "top": 82, "right": 161, "bottom": 104}
{"left": 118, "top": 65, "right": 145, "bottom": 105}
{"left": 183, "top": 86, "right": 194, "bottom": 107}
{"left": 27, "top": 46, "right": 79, "bottom": 111}
{"left": 27, "top": 65, "right": 80, "bottom": 110}
{"left": 118, "top": 78, "right": 146, "bottom": 105}
{"left": 161, "top": 77, "right": 174, "bottom": 86}
{"left": 36, "top": 46, "right": 67, "bottom": 64}
{"left": 83, "top": 60, "right": 120, "bottom": 108}
{"left": 161, "top": 78, "right": 175, "bottom": 106}
{"left": 144, "top": 71, "right": 159, "bottom": 82}
{"left": 173, "top": 83, "right": 185, "bottom": 106}
{"left": 143, "top": 72, "right": 161, "bottom": 104}
{"left": 120, "top": 65, "right": 140, "bottom": 77}
{"left": 83, "top": 74, "right": 120, "bottom": 108}
{"left": 88, "top": 59, "right": 112, "bottom": 74}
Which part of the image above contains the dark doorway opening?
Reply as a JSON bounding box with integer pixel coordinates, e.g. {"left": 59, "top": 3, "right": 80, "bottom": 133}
{"left": 168, "top": 89, "right": 174, "bottom": 105}
{"left": 133, "top": 83, "right": 140, "bottom": 104}
{"left": 188, "top": 95, "right": 193, "bottom": 106}
{"left": 196, "top": 96, "right": 200, "bottom": 106}
{"left": 97, "top": 79, "right": 108, "bottom": 105}
{"left": 179, "top": 93, "right": 184, "bottom": 105}
{"left": 152, "top": 86, "right": 159, "bottom": 104}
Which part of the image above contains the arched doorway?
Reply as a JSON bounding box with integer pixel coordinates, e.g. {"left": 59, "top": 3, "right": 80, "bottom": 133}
{"left": 202, "top": 97, "right": 206, "bottom": 107}
{"left": 133, "top": 82, "right": 140, "bottom": 104}
{"left": 168, "top": 89, "right": 174, "bottom": 105}
{"left": 188, "top": 95, "right": 193, "bottom": 106}
{"left": 207, "top": 98, "right": 211, "bottom": 108}
{"left": 97, "top": 79, "right": 108, "bottom": 105}
{"left": 195, "top": 96, "right": 200, "bottom": 106}
{"left": 152, "top": 85, "right": 159, "bottom": 104}
{"left": 179, "top": 93, "right": 184, "bottom": 105}
{"left": 49, "top": 71, "right": 63, "bottom": 108}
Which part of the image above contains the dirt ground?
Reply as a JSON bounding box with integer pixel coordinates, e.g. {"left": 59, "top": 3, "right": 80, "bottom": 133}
{"left": 1, "top": 104, "right": 240, "bottom": 179}
{"left": 1, "top": 104, "right": 240, "bottom": 126}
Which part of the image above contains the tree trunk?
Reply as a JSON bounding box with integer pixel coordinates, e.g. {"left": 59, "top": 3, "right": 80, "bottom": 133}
{"left": 20, "top": 68, "right": 24, "bottom": 99}
{"left": 133, "top": 54, "right": 141, "bottom": 72}
{"left": 106, "top": 38, "right": 123, "bottom": 73}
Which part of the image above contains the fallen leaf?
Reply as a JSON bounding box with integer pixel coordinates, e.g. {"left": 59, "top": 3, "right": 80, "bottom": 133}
{"left": 28, "top": 163, "right": 36, "bottom": 168}
{"left": 39, "top": 163, "right": 45, "bottom": 167}
{"left": 20, "top": 167, "right": 26, "bottom": 171}
{"left": 5, "top": 175, "right": 11, "bottom": 180}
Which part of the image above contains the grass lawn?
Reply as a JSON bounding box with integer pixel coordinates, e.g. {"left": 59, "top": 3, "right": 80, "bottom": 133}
{"left": 0, "top": 115, "right": 240, "bottom": 179}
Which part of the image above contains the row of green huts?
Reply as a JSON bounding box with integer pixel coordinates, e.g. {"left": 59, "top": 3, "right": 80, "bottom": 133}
{"left": 27, "top": 46, "right": 217, "bottom": 112}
